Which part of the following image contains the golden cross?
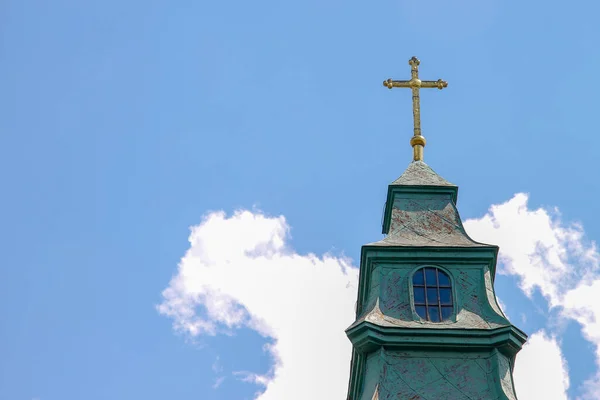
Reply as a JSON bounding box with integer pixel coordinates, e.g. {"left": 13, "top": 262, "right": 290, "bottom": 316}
{"left": 383, "top": 56, "right": 448, "bottom": 161}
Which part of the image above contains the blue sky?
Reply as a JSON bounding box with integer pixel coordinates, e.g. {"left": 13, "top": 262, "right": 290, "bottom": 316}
{"left": 1, "top": 1, "right": 600, "bottom": 399}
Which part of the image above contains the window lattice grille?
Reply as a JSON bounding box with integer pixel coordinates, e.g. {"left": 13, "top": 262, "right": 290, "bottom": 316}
{"left": 412, "top": 267, "right": 453, "bottom": 322}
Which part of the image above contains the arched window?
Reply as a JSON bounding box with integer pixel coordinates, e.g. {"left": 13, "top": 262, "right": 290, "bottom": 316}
{"left": 412, "top": 267, "right": 453, "bottom": 322}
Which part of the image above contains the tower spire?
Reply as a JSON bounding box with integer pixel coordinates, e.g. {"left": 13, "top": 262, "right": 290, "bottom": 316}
{"left": 383, "top": 56, "right": 448, "bottom": 162}
{"left": 345, "top": 59, "right": 526, "bottom": 400}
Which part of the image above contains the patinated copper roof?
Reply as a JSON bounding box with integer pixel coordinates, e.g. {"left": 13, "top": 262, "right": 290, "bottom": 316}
{"left": 371, "top": 161, "right": 490, "bottom": 247}
{"left": 390, "top": 160, "right": 455, "bottom": 187}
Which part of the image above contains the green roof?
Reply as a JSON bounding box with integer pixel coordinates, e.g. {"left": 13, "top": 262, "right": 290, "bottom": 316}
{"left": 391, "top": 160, "right": 456, "bottom": 187}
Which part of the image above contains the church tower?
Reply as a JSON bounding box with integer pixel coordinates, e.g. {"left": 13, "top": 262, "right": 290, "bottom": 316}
{"left": 345, "top": 57, "right": 527, "bottom": 400}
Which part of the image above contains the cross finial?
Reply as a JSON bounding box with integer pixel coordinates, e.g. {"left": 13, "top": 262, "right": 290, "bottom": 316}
{"left": 383, "top": 57, "right": 448, "bottom": 162}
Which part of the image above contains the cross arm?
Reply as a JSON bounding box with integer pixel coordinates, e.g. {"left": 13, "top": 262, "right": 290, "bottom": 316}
{"left": 383, "top": 79, "right": 411, "bottom": 88}
{"left": 383, "top": 78, "right": 448, "bottom": 90}
{"left": 420, "top": 79, "right": 448, "bottom": 89}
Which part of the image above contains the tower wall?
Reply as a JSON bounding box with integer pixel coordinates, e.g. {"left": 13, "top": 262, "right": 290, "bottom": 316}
{"left": 359, "top": 261, "right": 509, "bottom": 330}
{"left": 359, "top": 348, "right": 518, "bottom": 400}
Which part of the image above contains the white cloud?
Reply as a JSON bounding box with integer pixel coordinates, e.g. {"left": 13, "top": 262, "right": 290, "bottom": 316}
{"left": 233, "top": 371, "right": 270, "bottom": 387}
{"left": 562, "top": 281, "right": 600, "bottom": 354}
{"left": 562, "top": 282, "right": 600, "bottom": 400}
{"left": 212, "top": 376, "right": 225, "bottom": 389}
{"left": 212, "top": 356, "right": 223, "bottom": 373}
{"left": 211, "top": 356, "right": 225, "bottom": 389}
{"left": 157, "top": 210, "right": 359, "bottom": 399}
{"left": 464, "top": 193, "right": 597, "bottom": 305}
{"left": 465, "top": 193, "right": 600, "bottom": 398}
{"left": 513, "top": 331, "right": 570, "bottom": 400}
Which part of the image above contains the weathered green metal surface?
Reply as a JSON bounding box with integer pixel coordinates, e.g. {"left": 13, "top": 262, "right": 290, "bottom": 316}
{"left": 360, "top": 348, "right": 517, "bottom": 400}
{"left": 391, "top": 160, "right": 456, "bottom": 187}
{"left": 346, "top": 161, "right": 526, "bottom": 400}
{"left": 350, "top": 262, "right": 511, "bottom": 330}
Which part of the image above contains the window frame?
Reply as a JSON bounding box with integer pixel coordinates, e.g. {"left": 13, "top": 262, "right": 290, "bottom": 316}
{"left": 410, "top": 266, "right": 455, "bottom": 323}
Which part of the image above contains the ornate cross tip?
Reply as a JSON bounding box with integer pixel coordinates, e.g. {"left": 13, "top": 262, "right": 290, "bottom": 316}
{"left": 382, "top": 56, "right": 448, "bottom": 162}
{"left": 435, "top": 79, "right": 448, "bottom": 90}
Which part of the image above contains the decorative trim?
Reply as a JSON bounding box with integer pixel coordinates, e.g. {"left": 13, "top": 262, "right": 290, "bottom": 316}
{"left": 347, "top": 322, "right": 527, "bottom": 358}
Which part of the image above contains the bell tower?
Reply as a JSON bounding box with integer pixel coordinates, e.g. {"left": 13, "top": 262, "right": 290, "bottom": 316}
{"left": 345, "top": 58, "right": 527, "bottom": 399}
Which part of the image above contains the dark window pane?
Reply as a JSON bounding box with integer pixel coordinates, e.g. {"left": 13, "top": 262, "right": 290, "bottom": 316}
{"left": 427, "top": 288, "right": 438, "bottom": 304}
{"left": 441, "top": 306, "right": 453, "bottom": 320}
{"left": 425, "top": 268, "right": 437, "bottom": 286}
{"left": 428, "top": 307, "right": 440, "bottom": 322}
{"left": 438, "top": 271, "right": 451, "bottom": 287}
{"left": 413, "top": 287, "right": 425, "bottom": 304}
{"left": 439, "top": 288, "right": 452, "bottom": 305}
{"left": 412, "top": 267, "right": 454, "bottom": 323}
{"left": 413, "top": 269, "right": 424, "bottom": 285}
{"left": 415, "top": 306, "right": 427, "bottom": 319}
